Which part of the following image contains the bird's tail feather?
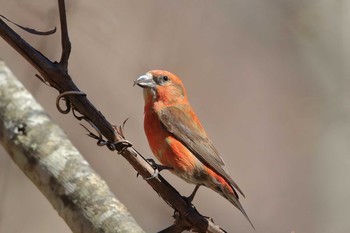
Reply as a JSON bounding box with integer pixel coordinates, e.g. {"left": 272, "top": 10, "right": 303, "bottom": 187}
{"left": 223, "top": 187, "right": 255, "bottom": 230}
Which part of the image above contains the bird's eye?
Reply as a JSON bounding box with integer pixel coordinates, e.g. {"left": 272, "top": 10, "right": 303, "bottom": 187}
{"left": 163, "top": 76, "right": 169, "bottom": 82}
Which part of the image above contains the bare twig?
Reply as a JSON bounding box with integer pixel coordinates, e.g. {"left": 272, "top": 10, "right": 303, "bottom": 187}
{"left": 0, "top": 1, "right": 226, "bottom": 232}
{"left": 58, "top": 0, "right": 71, "bottom": 68}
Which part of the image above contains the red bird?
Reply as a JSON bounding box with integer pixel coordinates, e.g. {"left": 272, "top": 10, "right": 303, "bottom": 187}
{"left": 135, "top": 70, "right": 253, "bottom": 228}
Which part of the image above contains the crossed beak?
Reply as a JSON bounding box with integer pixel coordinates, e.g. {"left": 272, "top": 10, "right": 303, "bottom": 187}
{"left": 134, "top": 73, "right": 156, "bottom": 88}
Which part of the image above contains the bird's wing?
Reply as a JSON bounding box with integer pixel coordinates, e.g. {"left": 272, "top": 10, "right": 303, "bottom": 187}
{"left": 159, "top": 105, "right": 245, "bottom": 197}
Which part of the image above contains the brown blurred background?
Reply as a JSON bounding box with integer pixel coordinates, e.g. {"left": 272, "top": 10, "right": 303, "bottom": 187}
{"left": 0, "top": 0, "right": 349, "bottom": 232}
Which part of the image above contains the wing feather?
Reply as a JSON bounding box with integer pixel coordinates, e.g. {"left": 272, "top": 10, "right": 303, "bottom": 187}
{"left": 159, "top": 105, "right": 245, "bottom": 197}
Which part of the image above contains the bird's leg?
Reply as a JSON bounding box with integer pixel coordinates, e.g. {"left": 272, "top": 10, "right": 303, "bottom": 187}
{"left": 145, "top": 158, "right": 173, "bottom": 172}
{"left": 183, "top": 185, "right": 201, "bottom": 205}
{"left": 138, "top": 158, "right": 173, "bottom": 180}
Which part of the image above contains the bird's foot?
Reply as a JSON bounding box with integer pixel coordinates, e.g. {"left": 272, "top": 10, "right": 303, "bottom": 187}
{"left": 145, "top": 158, "right": 173, "bottom": 172}
{"left": 137, "top": 158, "right": 173, "bottom": 180}
{"left": 182, "top": 185, "right": 201, "bottom": 206}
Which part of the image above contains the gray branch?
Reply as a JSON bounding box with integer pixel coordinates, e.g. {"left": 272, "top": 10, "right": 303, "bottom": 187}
{"left": 0, "top": 60, "right": 144, "bottom": 233}
{"left": 0, "top": 1, "right": 227, "bottom": 231}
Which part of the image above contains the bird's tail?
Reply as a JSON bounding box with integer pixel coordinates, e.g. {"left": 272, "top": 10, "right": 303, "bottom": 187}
{"left": 222, "top": 186, "right": 255, "bottom": 230}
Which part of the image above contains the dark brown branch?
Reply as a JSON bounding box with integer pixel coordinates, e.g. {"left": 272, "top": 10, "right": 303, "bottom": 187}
{"left": 58, "top": 0, "right": 71, "bottom": 68}
{"left": 0, "top": 1, "right": 226, "bottom": 232}
{"left": 158, "top": 223, "right": 189, "bottom": 233}
{"left": 0, "top": 17, "right": 55, "bottom": 79}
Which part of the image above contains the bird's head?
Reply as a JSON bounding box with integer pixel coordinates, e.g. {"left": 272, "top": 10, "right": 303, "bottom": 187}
{"left": 135, "top": 70, "right": 187, "bottom": 106}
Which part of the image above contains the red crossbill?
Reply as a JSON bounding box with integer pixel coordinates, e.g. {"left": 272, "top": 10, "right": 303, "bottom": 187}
{"left": 135, "top": 70, "right": 253, "bottom": 228}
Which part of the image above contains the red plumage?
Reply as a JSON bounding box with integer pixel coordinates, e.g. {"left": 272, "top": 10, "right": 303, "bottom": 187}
{"left": 135, "top": 70, "right": 254, "bottom": 228}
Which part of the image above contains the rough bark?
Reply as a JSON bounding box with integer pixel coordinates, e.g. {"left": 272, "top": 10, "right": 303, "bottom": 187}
{"left": 0, "top": 60, "right": 144, "bottom": 233}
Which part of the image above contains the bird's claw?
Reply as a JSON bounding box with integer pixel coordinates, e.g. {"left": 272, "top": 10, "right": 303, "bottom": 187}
{"left": 136, "top": 169, "right": 159, "bottom": 180}
{"left": 182, "top": 185, "right": 201, "bottom": 206}
{"left": 144, "top": 169, "right": 159, "bottom": 180}
{"left": 145, "top": 158, "right": 173, "bottom": 172}
{"left": 136, "top": 158, "right": 173, "bottom": 180}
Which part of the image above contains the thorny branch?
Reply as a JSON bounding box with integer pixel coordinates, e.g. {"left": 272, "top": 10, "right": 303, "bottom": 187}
{"left": 0, "top": 0, "right": 226, "bottom": 232}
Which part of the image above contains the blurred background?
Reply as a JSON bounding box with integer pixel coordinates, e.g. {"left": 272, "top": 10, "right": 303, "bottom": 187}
{"left": 0, "top": 0, "right": 349, "bottom": 232}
